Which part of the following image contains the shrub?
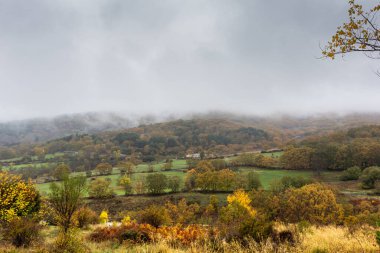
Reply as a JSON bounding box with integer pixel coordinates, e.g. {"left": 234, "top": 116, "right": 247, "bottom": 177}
{"left": 135, "top": 205, "right": 171, "bottom": 227}
{"left": 99, "top": 210, "right": 108, "bottom": 224}
{"left": 153, "top": 225, "right": 211, "bottom": 245}
{"left": 89, "top": 223, "right": 151, "bottom": 243}
{"left": 219, "top": 190, "right": 257, "bottom": 239}
{"left": 4, "top": 217, "right": 42, "bottom": 248}
{"left": 89, "top": 222, "right": 210, "bottom": 246}
{"left": 88, "top": 178, "right": 114, "bottom": 198}
{"left": 0, "top": 172, "right": 40, "bottom": 222}
{"left": 165, "top": 199, "right": 200, "bottom": 225}
{"left": 73, "top": 206, "right": 98, "bottom": 229}
{"left": 239, "top": 215, "right": 273, "bottom": 242}
{"left": 340, "top": 166, "right": 362, "bottom": 181}
{"left": 51, "top": 230, "right": 89, "bottom": 253}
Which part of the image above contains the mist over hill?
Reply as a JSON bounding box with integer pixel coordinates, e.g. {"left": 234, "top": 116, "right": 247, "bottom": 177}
{"left": 2, "top": 111, "right": 380, "bottom": 147}
{"left": 0, "top": 112, "right": 143, "bottom": 145}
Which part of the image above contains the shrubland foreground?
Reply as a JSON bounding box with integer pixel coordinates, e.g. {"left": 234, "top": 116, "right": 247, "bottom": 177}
{"left": 0, "top": 170, "right": 379, "bottom": 253}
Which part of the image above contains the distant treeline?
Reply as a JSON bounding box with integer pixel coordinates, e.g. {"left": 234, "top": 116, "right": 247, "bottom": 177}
{"left": 281, "top": 125, "right": 380, "bottom": 170}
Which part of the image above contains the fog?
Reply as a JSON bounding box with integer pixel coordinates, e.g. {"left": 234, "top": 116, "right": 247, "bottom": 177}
{"left": 0, "top": 0, "right": 379, "bottom": 121}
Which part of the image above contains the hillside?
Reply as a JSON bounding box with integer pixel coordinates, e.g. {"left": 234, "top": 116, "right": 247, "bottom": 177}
{"left": 0, "top": 112, "right": 154, "bottom": 145}
{"left": 4, "top": 113, "right": 380, "bottom": 161}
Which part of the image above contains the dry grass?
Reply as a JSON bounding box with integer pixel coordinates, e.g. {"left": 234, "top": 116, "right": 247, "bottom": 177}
{"left": 0, "top": 225, "right": 378, "bottom": 253}
{"left": 299, "top": 225, "right": 378, "bottom": 253}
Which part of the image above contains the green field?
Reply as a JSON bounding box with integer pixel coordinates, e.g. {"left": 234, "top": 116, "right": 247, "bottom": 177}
{"left": 237, "top": 167, "right": 313, "bottom": 189}
{"left": 37, "top": 169, "right": 187, "bottom": 196}
{"left": 127, "top": 159, "right": 188, "bottom": 173}
{"left": 3, "top": 162, "right": 53, "bottom": 171}
{"left": 36, "top": 165, "right": 313, "bottom": 195}
{"left": 261, "top": 151, "right": 283, "bottom": 158}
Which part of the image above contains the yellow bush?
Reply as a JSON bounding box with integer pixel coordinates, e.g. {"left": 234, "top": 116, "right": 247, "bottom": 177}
{"left": 0, "top": 172, "right": 40, "bottom": 222}
{"left": 99, "top": 210, "right": 108, "bottom": 224}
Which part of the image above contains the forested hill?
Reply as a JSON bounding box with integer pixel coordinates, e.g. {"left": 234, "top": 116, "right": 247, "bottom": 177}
{"left": 4, "top": 113, "right": 380, "bottom": 161}
{"left": 281, "top": 125, "right": 380, "bottom": 171}
{"left": 0, "top": 118, "right": 277, "bottom": 161}
{"left": 41, "top": 119, "right": 274, "bottom": 161}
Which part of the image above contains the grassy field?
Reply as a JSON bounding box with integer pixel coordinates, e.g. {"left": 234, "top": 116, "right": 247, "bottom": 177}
{"left": 3, "top": 162, "right": 54, "bottom": 171}
{"left": 128, "top": 159, "right": 188, "bottom": 173}
{"left": 261, "top": 151, "right": 283, "bottom": 158}
{"left": 36, "top": 166, "right": 313, "bottom": 195}
{"left": 238, "top": 167, "right": 313, "bottom": 189}
{"left": 37, "top": 169, "right": 188, "bottom": 196}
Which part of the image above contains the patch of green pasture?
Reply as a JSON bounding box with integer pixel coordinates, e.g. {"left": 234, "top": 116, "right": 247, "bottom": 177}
{"left": 5, "top": 162, "right": 53, "bottom": 170}
{"left": 37, "top": 169, "right": 187, "bottom": 196}
{"left": 126, "top": 159, "right": 188, "bottom": 173}
{"left": 0, "top": 156, "right": 23, "bottom": 163}
{"left": 237, "top": 167, "right": 313, "bottom": 190}
{"left": 261, "top": 151, "right": 283, "bottom": 158}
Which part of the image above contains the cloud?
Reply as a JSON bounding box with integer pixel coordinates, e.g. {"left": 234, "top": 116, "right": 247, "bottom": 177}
{"left": 0, "top": 0, "right": 379, "bottom": 121}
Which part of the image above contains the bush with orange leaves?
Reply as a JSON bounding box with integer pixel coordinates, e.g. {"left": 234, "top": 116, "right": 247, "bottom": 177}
{"left": 89, "top": 222, "right": 151, "bottom": 243}
{"left": 89, "top": 221, "right": 216, "bottom": 246}
{"left": 151, "top": 224, "right": 214, "bottom": 245}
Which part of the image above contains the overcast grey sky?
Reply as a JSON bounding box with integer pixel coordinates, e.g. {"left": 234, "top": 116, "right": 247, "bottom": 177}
{"left": 0, "top": 0, "right": 379, "bottom": 121}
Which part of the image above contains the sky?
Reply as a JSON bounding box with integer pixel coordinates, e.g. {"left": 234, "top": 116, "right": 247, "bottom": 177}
{"left": 0, "top": 0, "right": 379, "bottom": 121}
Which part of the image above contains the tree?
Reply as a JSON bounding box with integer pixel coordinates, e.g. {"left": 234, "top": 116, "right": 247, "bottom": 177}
{"left": 88, "top": 178, "right": 114, "bottom": 198}
{"left": 279, "top": 183, "right": 344, "bottom": 224}
{"left": 147, "top": 164, "right": 154, "bottom": 173}
{"left": 95, "top": 163, "right": 113, "bottom": 175}
{"left": 211, "top": 159, "right": 227, "bottom": 170}
{"left": 49, "top": 175, "right": 86, "bottom": 233}
{"left": 361, "top": 166, "right": 380, "bottom": 189}
{"left": 134, "top": 179, "right": 146, "bottom": 194}
{"left": 118, "top": 175, "right": 133, "bottom": 195}
{"left": 145, "top": 173, "right": 167, "bottom": 194}
{"left": 323, "top": 0, "right": 380, "bottom": 60}
{"left": 281, "top": 147, "right": 314, "bottom": 170}
{"left": 52, "top": 164, "right": 71, "bottom": 180}
{"left": 184, "top": 169, "right": 197, "bottom": 191}
{"left": 161, "top": 160, "right": 173, "bottom": 171}
{"left": 0, "top": 172, "right": 40, "bottom": 222}
{"left": 217, "top": 169, "right": 238, "bottom": 191}
{"left": 33, "top": 146, "right": 45, "bottom": 161}
{"left": 195, "top": 160, "right": 214, "bottom": 173}
{"left": 219, "top": 190, "right": 258, "bottom": 239}
{"left": 246, "top": 171, "right": 262, "bottom": 190}
{"left": 167, "top": 176, "right": 181, "bottom": 192}
{"left": 118, "top": 162, "right": 135, "bottom": 176}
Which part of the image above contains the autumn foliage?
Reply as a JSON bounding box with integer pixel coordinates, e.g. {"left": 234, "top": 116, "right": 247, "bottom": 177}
{"left": 0, "top": 171, "right": 40, "bottom": 222}
{"left": 323, "top": 0, "right": 380, "bottom": 59}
